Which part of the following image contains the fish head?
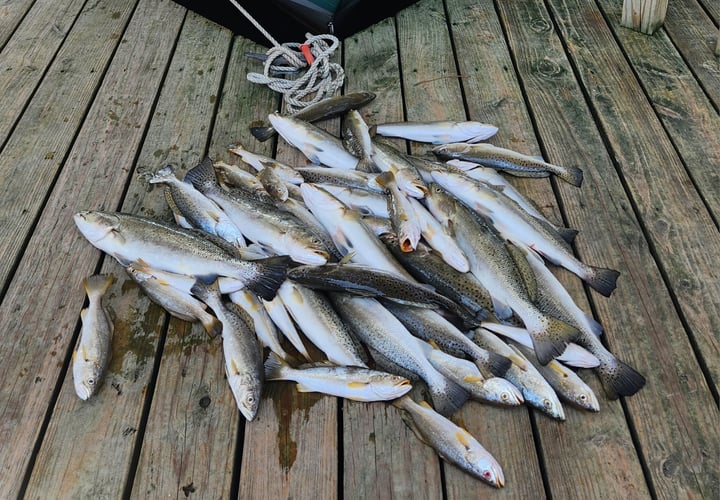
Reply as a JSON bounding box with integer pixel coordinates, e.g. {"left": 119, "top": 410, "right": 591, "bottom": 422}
{"left": 369, "top": 375, "right": 413, "bottom": 400}
{"left": 73, "top": 211, "right": 121, "bottom": 244}
{"left": 571, "top": 388, "right": 600, "bottom": 412}
{"left": 525, "top": 389, "right": 566, "bottom": 421}
{"left": 424, "top": 183, "right": 455, "bottom": 226}
{"left": 72, "top": 357, "right": 104, "bottom": 400}
{"left": 230, "top": 379, "right": 261, "bottom": 421}
{"left": 465, "top": 449, "right": 505, "bottom": 488}
{"left": 481, "top": 378, "right": 524, "bottom": 406}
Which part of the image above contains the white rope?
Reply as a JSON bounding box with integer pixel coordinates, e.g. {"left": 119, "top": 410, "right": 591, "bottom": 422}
{"left": 228, "top": 0, "right": 345, "bottom": 114}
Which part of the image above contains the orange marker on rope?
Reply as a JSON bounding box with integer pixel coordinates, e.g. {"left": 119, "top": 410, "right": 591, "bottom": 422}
{"left": 300, "top": 43, "right": 315, "bottom": 65}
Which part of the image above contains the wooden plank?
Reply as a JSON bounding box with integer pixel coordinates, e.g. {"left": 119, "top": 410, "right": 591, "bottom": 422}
{"left": 2, "top": 0, "right": 186, "bottom": 497}
{"left": 621, "top": 0, "right": 668, "bottom": 34}
{"left": 0, "top": 0, "right": 138, "bottom": 291}
{"left": 541, "top": 0, "right": 720, "bottom": 497}
{"left": 396, "top": 1, "right": 546, "bottom": 496}
{"left": 619, "top": 0, "right": 720, "bottom": 121}
{"left": 0, "top": 0, "right": 35, "bottom": 48}
{"left": 125, "top": 13, "right": 239, "bottom": 499}
{"left": 236, "top": 41, "right": 339, "bottom": 500}
{"left": 475, "top": 1, "right": 655, "bottom": 496}
{"left": 0, "top": 0, "right": 86, "bottom": 146}
{"left": 342, "top": 16, "right": 444, "bottom": 499}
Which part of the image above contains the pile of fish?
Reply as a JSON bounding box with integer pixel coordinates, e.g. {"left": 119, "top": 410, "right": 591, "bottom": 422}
{"left": 72, "top": 92, "right": 645, "bottom": 488}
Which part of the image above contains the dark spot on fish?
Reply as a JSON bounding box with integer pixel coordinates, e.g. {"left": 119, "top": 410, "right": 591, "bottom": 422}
{"left": 181, "top": 482, "right": 196, "bottom": 496}
{"left": 122, "top": 427, "right": 137, "bottom": 437}
{"left": 199, "top": 396, "right": 211, "bottom": 408}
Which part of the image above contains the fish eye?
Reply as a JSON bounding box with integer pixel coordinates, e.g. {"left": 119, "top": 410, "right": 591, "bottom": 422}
{"left": 579, "top": 394, "right": 587, "bottom": 401}
{"left": 246, "top": 395, "right": 255, "bottom": 404}
{"left": 501, "top": 393, "right": 509, "bottom": 401}
{"left": 543, "top": 399, "right": 553, "bottom": 409}
{"left": 483, "top": 470, "right": 493, "bottom": 480}
{"left": 87, "top": 378, "right": 95, "bottom": 386}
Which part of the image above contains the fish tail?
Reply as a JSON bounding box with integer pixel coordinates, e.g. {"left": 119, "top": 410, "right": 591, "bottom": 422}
{"left": 264, "top": 351, "right": 290, "bottom": 380}
{"left": 83, "top": 274, "right": 115, "bottom": 297}
{"left": 559, "top": 165, "right": 583, "bottom": 187}
{"left": 428, "top": 375, "right": 469, "bottom": 417}
{"left": 183, "top": 156, "right": 217, "bottom": 191}
{"left": 199, "top": 312, "right": 223, "bottom": 338}
{"left": 585, "top": 266, "right": 620, "bottom": 297}
{"left": 247, "top": 255, "right": 291, "bottom": 301}
{"left": 484, "top": 352, "right": 512, "bottom": 378}
{"left": 598, "top": 355, "right": 646, "bottom": 399}
{"left": 250, "top": 126, "right": 276, "bottom": 142}
{"left": 531, "top": 317, "right": 580, "bottom": 365}
{"left": 356, "top": 157, "right": 379, "bottom": 173}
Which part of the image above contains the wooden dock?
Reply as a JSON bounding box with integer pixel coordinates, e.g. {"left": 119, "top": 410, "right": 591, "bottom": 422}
{"left": 1, "top": 0, "right": 718, "bottom": 498}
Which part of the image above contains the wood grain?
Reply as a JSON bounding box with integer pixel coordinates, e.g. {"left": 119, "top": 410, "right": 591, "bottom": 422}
{"left": 0, "top": 0, "right": 138, "bottom": 290}
{"left": 2, "top": 0, "right": 186, "bottom": 497}
{"left": 621, "top": 0, "right": 668, "bottom": 34}
{"left": 0, "top": 0, "right": 39, "bottom": 48}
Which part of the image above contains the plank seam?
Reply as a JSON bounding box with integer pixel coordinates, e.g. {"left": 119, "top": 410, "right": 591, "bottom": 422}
{"left": 0, "top": 0, "right": 40, "bottom": 53}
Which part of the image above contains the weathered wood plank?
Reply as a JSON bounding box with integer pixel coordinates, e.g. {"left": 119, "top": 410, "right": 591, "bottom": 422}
{"left": 397, "top": 1, "right": 546, "bottom": 496}
{"left": 621, "top": 0, "right": 668, "bottom": 34}
{"left": 237, "top": 44, "right": 339, "bottom": 500}
{"left": 125, "top": 14, "right": 240, "bottom": 499}
{"left": 661, "top": 0, "right": 720, "bottom": 110}
{"left": 0, "top": 0, "right": 35, "bottom": 48}
{"left": 0, "top": 0, "right": 86, "bottom": 146}
{"left": 541, "top": 0, "right": 720, "bottom": 497}
{"left": 1, "top": 0, "right": 186, "bottom": 497}
{"left": 481, "top": 2, "right": 655, "bottom": 498}
{"left": 342, "top": 16, "right": 444, "bottom": 499}
{"left": 0, "top": 0, "right": 138, "bottom": 291}
{"left": 596, "top": 0, "right": 720, "bottom": 225}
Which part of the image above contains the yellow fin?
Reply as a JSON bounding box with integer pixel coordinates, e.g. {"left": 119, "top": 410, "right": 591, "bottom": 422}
{"left": 229, "top": 359, "right": 241, "bottom": 376}
{"left": 427, "top": 339, "right": 440, "bottom": 350}
{"left": 347, "top": 381, "right": 368, "bottom": 389}
{"left": 463, "top": 375, "right": 484, "bottom": 383}
{"left": 418, "top": 400, "right": 432, "bottom": 409}
{"left": 295, "top": 383, "right": 313, "bottom": 393}
{"left": 455, "top": 429, "right": 473, "bottom": 449}
{"left": 548, "top": 361, "right": 569, "bottom": 377}
{"left": 80, "top": 308, "right": 88, "bottom": 321}
{"left": 338, "top": 252, "right": 357, "bottom": 265}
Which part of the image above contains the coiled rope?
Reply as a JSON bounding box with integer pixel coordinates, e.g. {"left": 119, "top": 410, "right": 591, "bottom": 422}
{"left": 228, "top": 0, "right": 345, "bottom": 114}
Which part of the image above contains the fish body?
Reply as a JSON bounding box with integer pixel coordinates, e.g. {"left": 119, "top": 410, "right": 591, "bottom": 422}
{"left": 184, "top": 157, "right": 329, "bottom": 266}
{"left": 192, "top": 281, "right": 263, "bottom": 421}
{"left": 311, "top": 183, "right": 390, "bottom": 218}
{"left": 227, "top": 144, "right": 303, "bottom": 185}
{"left": 264, "top": 352, "right": 411, "bottom": 401}
{"left": 212, "top": 161, "right": 272, "bottom": 201}
{"left": 343, "top": 109, "right": 377, "bottom": 172}
{"left": 382, "top": 303, "right": 509, "bottom": 377}
{"left": 250, "top": 91, "right": 376, "bottom": 142}
{"left": 381, "top": 237, "right": 492, "bottom": 322}
{"left": 294, "top": 166, "right": 381, "bottom": 192}
{"left": 393, "top": 396, "right": 504, "bottom": 487}
{"left": 275, "top": 196, "right": 343, "bottom": 261}
{"left": 375, "top": 172, "right": 422, "bottom": 252}
{"left": 268, "top": 113, "right": 359, "bottom": 169}
{"left": 277, "top": 281, "right": 368, "bottom": 367}
{"left": 330, "top": 294, "right": 468, "bottom": 416}
{"left": 73, "top": 274, "right": 115, "bottom": 400}
{"left": 148, "top": 163, "right": 245, "bottom": 247}
{"left": 426, "top": 348, "right": 523, "bottom": 406}
{"left": 125, "top": 263, "right": 221, "bottom": 337}
{"left": 407, "top": 196, "right": 469, "bottom": 272}
{"left": 426, "top": 185, "right": 580, "bottom": 364}
{"left": 288, "top": 263, "right": 478, "bottom": 328}
{"left": 227, "top": 289, "right": 291, "bottom": 361}
{"left": 433, "top": 142, "right": 583, "bottom": 187}
{"left": 262, "top": 294, "right": 311, "bottom": 360}
{"left": 375, "top": 120, "right": 498, "bottom": 144}
{"left": 73, "top": 211, "right": 289, "bottom": 301}
{"left": 472, "top": 328, "right": 565, "bottom": 420}
{"left": 300, "top": 184, "right": 414, "bottom": 281}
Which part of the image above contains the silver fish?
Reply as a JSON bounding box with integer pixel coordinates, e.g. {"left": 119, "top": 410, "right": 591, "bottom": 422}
{"left": 227, "top": 289, "right": 291, "bottom": 361}
{"left": 371, "top": 140, "right": 427, "bottom": 198}
{"left": 192, "top": 281, "right": 263, "bottom": 421}
{"left": 375, "top": 171, "right": 422, "bottom": 252}
{"left": 268, "top": 113, "right": 359, "bottom": 169}
{"left": 426, "top": 347, "right": 523, "bottom": 406}
{"left": 148, "top": 164, "right": 245, "bottom": 247}
{"left": 73, "top": 274, "right": 115, "bottom": 400}
{"left": 393, "top": 396, "right": 505, "bottom": 487}
{"left": 294, "top": 166, "right": 382, "bottom": 192}
{"left": 433, "top": 142, "right": 583, "bottom": 187}
{"left": 125, "top": 263, "right": 221, "bottom": 337}
{"left": 262, "top": 294, "right": 311, "bottom": 360}
{"left": 227, "top": 144, "right": 303, "bottom": 185}
{"left": 311, "top": 183, "right": 390, "bottom": 218}
{"left": 277, "top": 281, "right": 368, "bottom": 367}
{"left": 250, "top": 91, "right": 376, "bottom": 142}
{"left": 342, "top": 109, "right": 377, "bottom": 172}
{"left": 431, "top": 171, "right": 619, "bottom": 296}
{"left": 330, "top": 294, "right": 468, "bottom": 416}
{"left": 374, "top": 120, "right": 498, "bottom": 144}
{"left": 184, "top": 157, "right": 329, "bottom": 266}
{"left": 264, "top": 352, "right": 411, "bottom": 401}
{"left": 73, "top": 210, "right": 289, "bottom": 301}
{"left": 472, "top": 328, "right": 565, "bottom": 420}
